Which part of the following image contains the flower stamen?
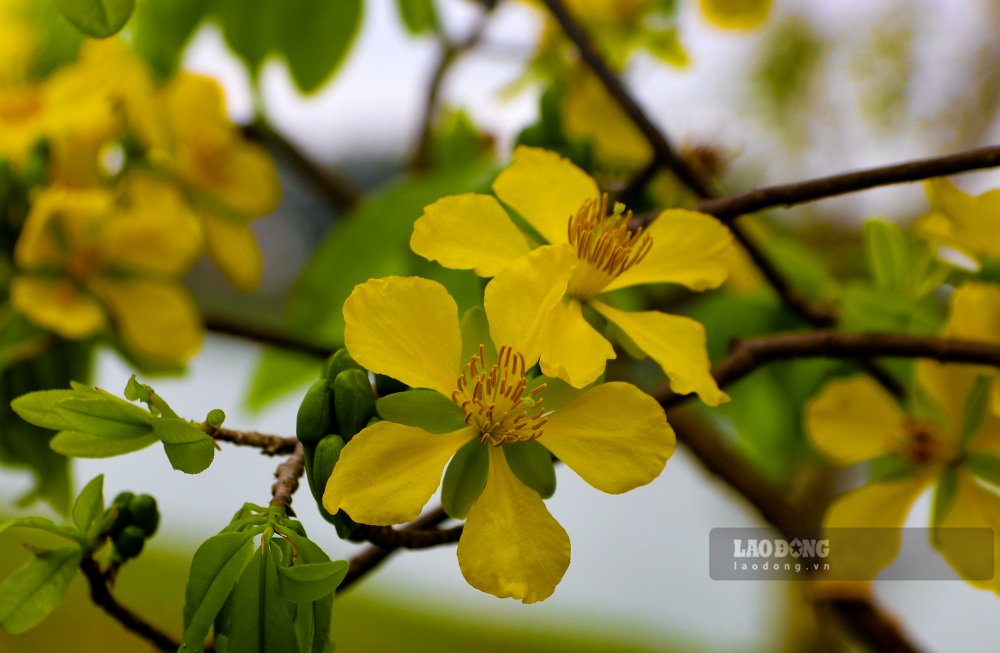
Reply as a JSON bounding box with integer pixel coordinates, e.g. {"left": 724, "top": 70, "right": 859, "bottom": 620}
{"left": 566, "top": 194, "right": 652, "bottom": 300}
{"left": 892, "top": 418, "right": 956, "bottom": 465}
{"left": 451, "top": 344, "right": 547, "bottom": 446}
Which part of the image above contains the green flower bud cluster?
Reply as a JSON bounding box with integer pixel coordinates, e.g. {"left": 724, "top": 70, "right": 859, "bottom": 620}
{"left": 296, "top": 349, "right": 406, "bottom": 540}
{"left": 103, "top": 491, "right": 159, "bottom": 563}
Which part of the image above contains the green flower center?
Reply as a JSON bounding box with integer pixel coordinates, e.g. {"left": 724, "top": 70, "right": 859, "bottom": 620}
{"left": 893, "top": 418, "right": 956, "bottom": 465}
{"left": 451, "top": 344, "right": 547, "bottom": 447}
{"left": 565, "top": 194, "right": 652, "bottom": 301}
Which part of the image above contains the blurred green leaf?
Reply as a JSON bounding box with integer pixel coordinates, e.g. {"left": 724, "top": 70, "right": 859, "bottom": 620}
{"left": 183, "top": 531, "right": 256, "bottom": 653}
{"left": 131, "top": 0, "right": 208, "bottom": 77}
{"left": 961, "top": 375, "right": 993, "bottom": 445}
{"left": 376, "top": 390, "right": 466, "bottom": 434}
{"left": 277, "top": 0, "right": 363, "bottom": 94}
{"left": 395, "top": 0, "right": 437, "bottom": 35}
{"left": 864, "top": 219, "right": 909, "bottom": 293}
{"left": 932, "top": 467, "right": 959, "bottom": 527}
{"left": 151, "top": 418, "right": 215, "bottom": 474}
{"left": 442, "top": 438, "right": 488, "bottom": 519}
{"left": 967, "top": 452, "right": 1000, "bottom": 488}
{"left": 0, "top": 546, "right": 81, "bottom": 634}
{"left": 51, "top": 0, "right": 133, "bottom": 37}
{"left": 244, "top": 348, "right": 322, "bottom": 413}
{"left": 213, "top": 0, "right": 280, "bottom": 76}
{"left": 430, "top": 109, "right": 494, "bottom": 171}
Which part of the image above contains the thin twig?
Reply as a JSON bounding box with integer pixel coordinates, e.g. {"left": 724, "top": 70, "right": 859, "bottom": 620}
{"left": 693, "top": 144, "right": 1000, "bottom": 222}
{"left": 80, "top": 556, "right": 179, "bottom": 651}
{"left": 205, "top": 314, "right": 331, "bottom": 359}
{"left": 270, "top": 442, "right": 306, "bottom": 513}
{"left": 356, "top": 522, "right": 463, "bottom": 549}
{"left": 210, "top": 426, "right": 299, "bottom": 456}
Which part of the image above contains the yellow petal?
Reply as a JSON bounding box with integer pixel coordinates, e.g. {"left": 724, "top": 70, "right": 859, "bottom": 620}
{"left": 541, "top": 382, "right": 675, "bottom": 493}
{"left": 10, "top": 277, "right": 105, "bottom": 339}
{"left": 804, "top": 376, "right": 904, "bottom": 466}
{"left": 699, "top": 0, "right": 772, "bottom": 30}
{"left": 944, "top": 282, "right": 1000, "bottom": 345}
{"left": 603, "top": 209, "right": 733, "bottom": 293}
{"left": 202, "top": 214, "right": 263, "bottom": 293}
{"left": 823, "top": 476, "right": 931, "bottom": 580}
{"left": 916, "top": 360, "right": 979, "bottom": 436}
{"left": 922, "top": 179, "right": 1000, "bottom": 259}
{"left": 92, "top": 279, "right": 203, "bottom": 363}
{"left": 209, "top": 141, "right": 281, "bottom": 217}
{"left": 562, "top": 68, "right": 651, "bottom": 168}
{"left": 539, "top": 298, "right": 615, "bottom": 388}
{"left": 458, "top": 446, "right": 570, "bottom": 603}
{"left": 411, "top": 194, "right": 532, "bottom": 277}
{"left": 344, "top": 277, "right": 462, "bottom": 396}
{"left": 485, "top": 245, "right": 576, "bottom": 368}
{"left": 492, "top": 146, "right": 598, "bottom": 246}
{"left": 936, "top": 470, "right": 1000, "bottom": 591}
{"left": 591, "top": 302, "right": 729, "bottom": 406}
{"left": 324, "top": 422, "right": 473, "bottom": 525}
{"left": 14, "top": 188, "right": 113, "bottom": 270}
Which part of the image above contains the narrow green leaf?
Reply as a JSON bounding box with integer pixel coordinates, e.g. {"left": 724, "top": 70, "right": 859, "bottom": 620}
{"left": 55, "top": 397, "right": 152, "bottom": 438}
{"left": 0, "top": 546, "right": 81, "bottom": 634}
{"left": 394, "top": 0, "right": 437, "bottom": 35}
{"left": 376, "top": 390, "right": 466, "bottom": 434}
{"left": 52, "top": 0, "right": 134, "bottom": 37}
{"left": 50, "top": 431, "right": 158, "bottom": 458}
{"left": 10, "top": 390, "right": 80, "bottom": 431}
{"left": 0, "top": 517, "right": 83, "bottom": 545}
{"left": 967, "top": 452, "right": 1000, "bottom": 488}
{"left": 867, "top": 454, "right": 916, "bottom": 484}
{"left": 504, "top": 440, "right": 556, "bottom": 499}
{"left": 459, "top": 307, "right": 496, "bottom": 367}
{"left": 71, "top": 475, "right": 104, "bottom": 537}
{"left": 932, "top": 466, "right": 960, "bottom": 527}
{"left": 276, "top": 561, "right": 347, "bottom": 604}
{"left": 277, "top": 0, "right": 363, "bottom": 93}
{"left": 152, "top": 418, "right": 215, "bottom": 474}
{"left": 441, "top": 439, "right": 488, "bottom": 519}
{"left": 228, "top": 542, "right": 298, "bottom": 653}
{"left": 245, "top": 348, "right": 322, "bottom": 413}
{"left": 182, "top": 531, "right": 256, "bottom": 653}
{"left": 961, "top": 375, "right": 993, "bottom": 444}
{"left": 864, "top": 219, "right": 910, "bottom": 293}
{"left": 293, "top": 538, "right": 335, "bottom": 653}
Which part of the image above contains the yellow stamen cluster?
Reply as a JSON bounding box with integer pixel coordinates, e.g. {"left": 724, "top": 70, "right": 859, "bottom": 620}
{"left": 566, "top": 194, "right": 652, "bottom": 300}
{"left": 892, "top": 418, "right": 956, "bottom": 465}
{"left": 452, "top": 344, "right": 547, "bottom": 447}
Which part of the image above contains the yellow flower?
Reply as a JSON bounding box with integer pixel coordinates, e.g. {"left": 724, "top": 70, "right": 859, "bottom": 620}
{"left": 562, "top": 66, "right": 651, "bottom": 169}
{"left": 699, "top": 0, "right": 773, "bottom": 30}
{"left": 11, "top": 178, "right": 204, "bottom": 363}
{"left": 411, "top": 146, "right": 731, "bottom": 404}
{"left": 323, "top": 276, "right": 676, "bottom": 603}
{"left": 157, "top": 73, "right": 281, "bottom": 293}
{"left": 917, "top": 178, "right": 1000, "bottom": 264}
{"left": 805, "top": 365, "right": 1000, "bottom": 590}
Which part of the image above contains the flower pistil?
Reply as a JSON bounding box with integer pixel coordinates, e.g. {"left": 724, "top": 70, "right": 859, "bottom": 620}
{"left": 566, "top": 194, "right": 652, "bottom": 300}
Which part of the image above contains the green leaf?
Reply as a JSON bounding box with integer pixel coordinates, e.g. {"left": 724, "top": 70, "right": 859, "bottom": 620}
{"left": 71, "top": 475, "right": 104, "bottom": 538}
{"left": 961, "top": 375, "right": 993, "bottom": 444}
{"left": 459, "top": 307, "right": 496, "bottom": 367}
{"left": 276, "top": 560, "right": 347, "bottom": 603}
{"left": 228, "top": 541, "right": 298, "bottom": 653}
{"left": 527, "top": 375, "right": 586, "bottom": 412}
{"left": 867, "top": 454, "right": 916, "bottom": 484}
{"left": 10, "top": 390, "right": 79, "bottom": 431}
{"left": 394, "top": 0, "right": 437, "bottom": 35}
{"left": 504, "top": 440, "right": 556, "bottom": 499}
{"left": 51, "top": 0, "right": 134, "bottom": 37}
{"left": 131, "top": 0, "right": 207, "bottom": 78}
{"left": 245, "top": 348, "right": 322, "bottom": 413}
{"left": 0, "top": 517, "right": 83, "bottom": 545}
{"left": 55, "top": 397, "right": 152, "bottom": 438}
{"left": 375, "top": 390, "right": 466, "bottom": 434}
{"left": 277, "top": 0, "right": 363, "bottom": 94}
{"left": 182, "top": 531, "right": 256, "bottom": 653}
{"left": 0, "top": 546, "right": 81, "bottom": 634}
{"left": 967, "top": 452, "right": 1000, "bottom": 488}
{"left": 152, "top": 418, "right": 215, "bottom": 474}
{"left": 50, "top": 431, "right": 158, "bottom": 458}
{"left": 441, "top": 438, "right": 488, "bottom": 519}
{"left": 864, "top": 219, "right": 910, "bottom": 293}
{"left": 932, "top": 466, "right": 960, "bottom": 527}
{"left": 286, "top": 164, "right": 498, "bottom": 346}
{"left": 294, "top": 538, "right": 335, "bottom": 653}
{"left": 213, "top": 0, "right": 280, "bottom": 76}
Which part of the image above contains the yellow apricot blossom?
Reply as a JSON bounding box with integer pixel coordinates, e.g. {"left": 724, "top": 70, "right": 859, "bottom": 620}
{"left": 917, "top": 178, "right": 1000, "bottom": 263}
{"left": 324, "top": 276, "right": 675, "bottom": 603}
{"left": 699, "top": 0, "right": 773, "bottom": 30}
{"left": 411, "top": 146, "right": 731, "bottom": 405}
{"left": 157, "top": 73, "right": 281, "bottom": 293}
{"left": 11, "top": 179, "right": 204, "bottom": 363}
{"left": 805, "top": 365, "right": 1000, "bottom": 590}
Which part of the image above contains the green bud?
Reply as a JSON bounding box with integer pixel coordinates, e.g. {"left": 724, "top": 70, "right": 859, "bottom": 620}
{"left": 374, "top": 374, "right": 408, "bottom": 398}
{"left": 334, "top": 370, "right": 376, "bottom": 441}
{"left": 324, "top": 348, "right": 363, "bottom": 381}
{"left": 296, "top": 379, "right": 336, "bottom": 446}
{"left": 105, "top": 491, "right": 135, "bottom": 537}
{"left": 311, "top": 434, "right": 345, "bottom": 500}
{"left": 206, "top": 409, "right": 225, "bottom": 429}
{"left": 127, "top": 494, "right": 159, "bottom": 537}
{"left": 113, "top": 525, "right": 146, "bottom": 560}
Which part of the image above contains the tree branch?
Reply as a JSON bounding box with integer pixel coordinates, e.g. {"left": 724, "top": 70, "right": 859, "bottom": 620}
{"left": 270, "top": 442, "right": 306, "bottom": 513}
{"left": 210, "top": 426, "right": 299, "bottom": 456}
{"left": 204, "top": 314, "right": 331, "bottom": 359}
{"left": 80, "top": 556, "right": 179, "bottom": 651}
{"left": 693, "top": 144, "right": 1000, "bottom": 222}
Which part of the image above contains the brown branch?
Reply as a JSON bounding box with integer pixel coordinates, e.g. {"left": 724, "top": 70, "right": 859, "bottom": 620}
{"left": 410, "top": 6, "right": 494, "bottom": 172}
{"left": 205, "top": 314, "right": 331, "bottom": 359}
{"left": 338, "top": 507, "right": 453, "bottom": 593}
{"left": 356, "top": 522, "right": 463, "bottom": 549}
{"left": 80, "top": 556, "right": 179, "bottom": 651}
{"left": 270, "top": 442, "right": 306, "bottom": 513}
{"left": 694, "top": 144, "right": 1000, "bottom": 222}
{"left": 540, "top": 0, "right": 709, "bottom": 197}
{"left": 210, "top": 426, "right": 299, "bottom": 456}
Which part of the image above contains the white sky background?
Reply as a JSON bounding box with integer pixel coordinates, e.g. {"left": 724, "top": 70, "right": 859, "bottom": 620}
{"left": 3, "top": 0, "right": 1000, "bottom": 650}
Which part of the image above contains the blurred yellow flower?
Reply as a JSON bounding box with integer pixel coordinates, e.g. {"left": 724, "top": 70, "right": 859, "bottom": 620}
{"left": 412, "top": 146, "right": 731, "bottom": 404}
{"left": 158, "top": 74, "right": 281, "bottom": 293}
{"left": 11, "top": 179, "right": 204, "bottom": 363}
{"left": 325, "top": 276, "right": 675, "bottom": 603}
{"left": 917, "top": 178, "right": 1000, "bottom": 263}
{"left": 700, "top": 0, "right": 772, "bottom": 30}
